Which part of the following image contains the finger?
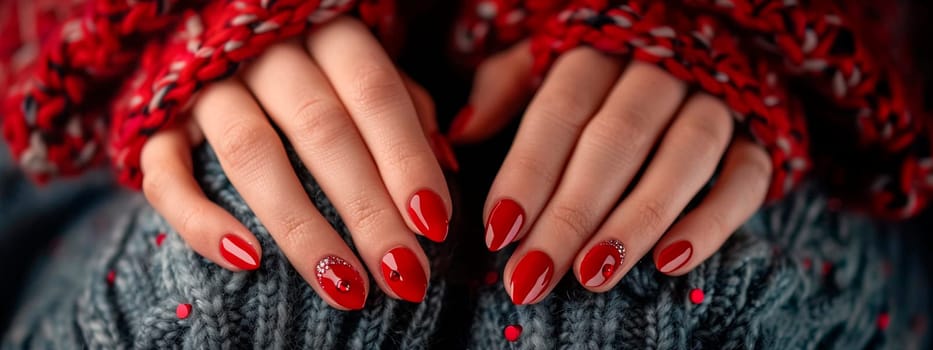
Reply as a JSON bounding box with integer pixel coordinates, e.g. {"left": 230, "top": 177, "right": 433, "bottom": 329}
{"left": 402, "top": 73, "right": 459, "bottom": 173}
{"left": 483, "top": 47, "right": 624, "bottom": 253}
{"left": 193, "top": 79, "right": 369, "bottom": 310}
{"left": 504, "top": 62, "right": 688, "bottom": 303}
{"left": 306, "top": 17, "right": 452, "bottom": 243}
{"left": 141, "top": 126, "right": 262, "bottom": 272}
{"left": 652, "top": 138, "right": 771, "bottom": 276}
{"left": 447, "top": 40, "right": 535, "bottom": 144}
{"left": 241, "top": 42, "right": 429, "bottom": 302}
{"left": 574, "top": 93, "right": 733, "bottom": 293}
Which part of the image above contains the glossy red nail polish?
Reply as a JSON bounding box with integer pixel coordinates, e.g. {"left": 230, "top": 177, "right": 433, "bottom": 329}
{"left": 316, "top": 256, "right": 366, "bottom": 310}
{"left": 447, "top": 105, "right": 474, "bottom": 141}
{"left": 485, "top": 199, "right": 525, "bottom": 251}
{"left": 381, "top": 247, "right": 428, "bottom": 302}
{"left": 219, "top": 234, "right": 260, "bottom": 271}
{"left": 580, "top": 239, "right": 626, "bottom": 287}
{"left": 429, "top": 132, "right": 460, "bottom": 173}
{"left": 509, "top": 250, "right": 554, "bottom": 305}
{"left": 408, "top": 189, "right": 449, "bottom": 242}
{"left": 656, "top": 240, "right": 693, "bottom": 274}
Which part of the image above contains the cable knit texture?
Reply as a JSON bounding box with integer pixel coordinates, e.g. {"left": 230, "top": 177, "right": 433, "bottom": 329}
{"left": 1, "top": 143, "right": 930, "bottom": 348}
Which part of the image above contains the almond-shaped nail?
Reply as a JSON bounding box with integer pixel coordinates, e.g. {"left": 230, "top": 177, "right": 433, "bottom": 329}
{"left": 580, "top": 239, "right": 625, "bottom": 287}
{"left": 381, "top": 246, "right": 428, "bottom": 302}
{"left": 316, "top": 256, "right": 366, "bottom": 310}
{"left": 485, "top": 199, "right": 525, "bottom": 251}
{"left": 509, "top": 250, "right": 554, "bottom": 305}
{"left": 408, "top": 189, "right": 449, "bottom": 242}
{"left": 447, "top": 105, "right": 474, "bottom": 141}
{"left": 219, "top": 234, "right": 260, "bottom": 270}
{"left": 656, "top": 240, "right": 693, "bottom": 274}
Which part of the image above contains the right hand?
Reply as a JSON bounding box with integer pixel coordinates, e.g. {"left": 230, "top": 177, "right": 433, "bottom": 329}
{"left": 139, "top": 17, "right": 457, "bottom": 310}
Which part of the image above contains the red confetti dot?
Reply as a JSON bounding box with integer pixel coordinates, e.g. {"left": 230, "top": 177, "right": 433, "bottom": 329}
{"left": 503, "top": 324, "right": 522, "bottom": 342}
{"left": 484, "top": 271, "right": 499, "bottom": 285}
{"left": 176, "top": 303, "right": 192, "bottom": 319}
{"left": 106, "top": 270, "right": 116, "bottom": 285}
{"left": 802, "top": 258, "right": 812, "bottom": 270}
{"left": 155, "top": 233, "right": 166, "bottom": 247}
{"left": 821, "top": 262, "right": 833, "bottom": 276}
{"left": 877, "top": 313, "right": 890, "bottom": 331}
{"left": 689, "top": 288, "right": 704, "bottom": 304}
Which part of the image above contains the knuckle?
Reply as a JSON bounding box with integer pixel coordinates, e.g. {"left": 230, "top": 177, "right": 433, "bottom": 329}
{"left": 343, "top": 195, "right": 390, "bottom": 235}
{"left": 583, "top": 116, "right": 645, "bottom": 166}
{"left": 705, "top": 210, "right": 730, "bottom": 237}
{"left": 382, "top": 139, "right": 425, "bottom": 175}
{"left": 613, "top": 101, "right": 656, "bottom": 137}
{"left": 547, "top": 204, "right": 593, "bottom": 241}
{"left": 738, "top": 144, "right": 774, "bottom": 179}
{"left": 511, "top": 153, "right": 559, "bottom": 186}
{"left": 634, "top": 198, "right": 668, "bottom": 234}
{"left": 215, "top": 122, "right": 271, "bottom": 172}
{"left": 177, "top": 203, "right": 208, "bottom": 237}
{"left": 276, "top": 212, "right": 317, "bottom": 245}
{"left": 352, "top": 63, "right": 406, "bottom": 112}
{"left": 533, "top": 90, "right": 591, "bottom": 130}
{"left": 678, "top": 117, "right": 731, "bottom": 155}
{"left": 290, "top": 97, "right": 351, "bottom": 150}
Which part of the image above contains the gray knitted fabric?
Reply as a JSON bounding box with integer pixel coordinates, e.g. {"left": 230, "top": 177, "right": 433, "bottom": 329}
{"left": 2, "top": 145, "right": 931, "bottom": 349}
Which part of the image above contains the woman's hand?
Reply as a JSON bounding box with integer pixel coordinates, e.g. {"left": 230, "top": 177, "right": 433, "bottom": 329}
{"left": 451, "top": 42, "right": 772, "bottom": 304}
{"left": 139, "top": 17, "right": 457, "bottom": 310}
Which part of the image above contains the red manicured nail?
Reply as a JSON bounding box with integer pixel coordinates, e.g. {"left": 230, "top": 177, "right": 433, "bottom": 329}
{"left": 485, "top": 199, "right": 525, "bottom": 251}
{"left": 580, "top": 239, "right": 626, "bottom": 288}
{"left": 509, "top": 250, "right": 554, "bottom": 305}
{"left": 316, "top": 256, "right": 366, "bottom": 310}
{"left": 408, "top": 189, "right": 449, "bottom": 242}
{"left": 656, "top": 240, "right": 693, "bottom": 274}
{"left": 429, "top": 132, "right": 460, "bottom": 173}
{"left": 381, "top": 247, "right": 428, "bottom": 302}
{"left": 447, "top": 105, "right": 474, "bottom": 141}
{"left": 219, "top": 234, "right": 260, "bottom": 271}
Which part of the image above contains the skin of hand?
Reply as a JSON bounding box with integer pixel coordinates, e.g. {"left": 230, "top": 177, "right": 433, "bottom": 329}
{"left": 139, "top": 17, "right": 459, "bottom": 310}
{"left": 449, "top": 41, "right": 772, "bottom": 305}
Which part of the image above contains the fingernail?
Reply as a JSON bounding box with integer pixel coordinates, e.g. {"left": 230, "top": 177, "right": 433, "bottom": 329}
{"left": 429, "top": 132, "right": 460, "bottom": 173}
{"left": 656, "top": 240, "right": 693, "bottom": 274}
{"left": 219, "top": 234, "right": 261, "bottom": 271}
{"left": 447, "top": 105, "right": 474, "bottom": 141}
{"left": 316, "top": 256, "right": 366, "bottom": 310}
{"left": 408, "top": 189, "right": 449, "bottom": 242}
{"left": 381, "top": 246, "right": 428, "bottom": 303}
{"left": 485, "top": 199, "right": 525, "bottom": 251}
{"left": 580, "top": 239, "right": 625, "bottom": 288}
{"left": 509, "top": 250, "right": 554, "bottom": 305}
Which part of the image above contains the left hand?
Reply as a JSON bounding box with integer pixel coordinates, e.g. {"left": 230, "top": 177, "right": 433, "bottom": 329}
{"left": 449, "top": 41, "right": 772, "bottom": 304}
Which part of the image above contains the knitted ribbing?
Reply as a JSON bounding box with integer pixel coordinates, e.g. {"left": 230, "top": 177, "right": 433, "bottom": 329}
{"left": 2, "top": 145, "right": 930, "bottom": 349}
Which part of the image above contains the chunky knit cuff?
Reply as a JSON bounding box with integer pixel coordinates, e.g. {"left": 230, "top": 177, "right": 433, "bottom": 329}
{"left": 0, "top": 0, "right": 398, "bottom": 188}
{"left": 453, "top": 0, "right": 932, "bottom": 219}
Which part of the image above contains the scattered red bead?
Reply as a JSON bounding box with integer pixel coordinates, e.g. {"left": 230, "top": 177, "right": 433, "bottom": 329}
{"left": 106, "top": 270, "right": 116, "bottom": 285}
{"left": 176, "top": 303, "right": 192, "bottom": 319}
{"left": 877, "top": 313, "right": 890, "bottom": 331}
{"left": 821, "top": 262, "right": 833, "bottom": 276}
{"left": 911, "top": 315, "right": 926, "bottom": 333}
{"left": 503, "top": 324, "right": 522, "bottom": 342}
{"left": 802, "top": 258, "right": 812, "bottom": 270}
{"left": 882, "top": 261, "right": 892, "bottom": 277}
{"left": 484, "top": 271, "right": 499, "bottom": 285}
{"left": 689, "top": 288, "right": 704, "bottom": 304}
{"left": 155, "top": 233, "right": 167, "bottom": 247}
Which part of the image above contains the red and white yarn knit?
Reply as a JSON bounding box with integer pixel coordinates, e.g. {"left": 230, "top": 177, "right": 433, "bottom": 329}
{"left": 0, "top": 0, "right": 930, "bottom": 219}
{"left": 454, "top": 0, "right": 932, "bottom": 219}
{"left": 0, "top": 0, "right": 396, "bottom": 187}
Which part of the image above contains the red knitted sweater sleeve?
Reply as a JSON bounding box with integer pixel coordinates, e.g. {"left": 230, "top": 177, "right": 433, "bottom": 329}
{"left": 0, "top": 0, "right": 398, "bottom": 188}
{"left": 453, "top": 0, "right": 932, "bottom": 219}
